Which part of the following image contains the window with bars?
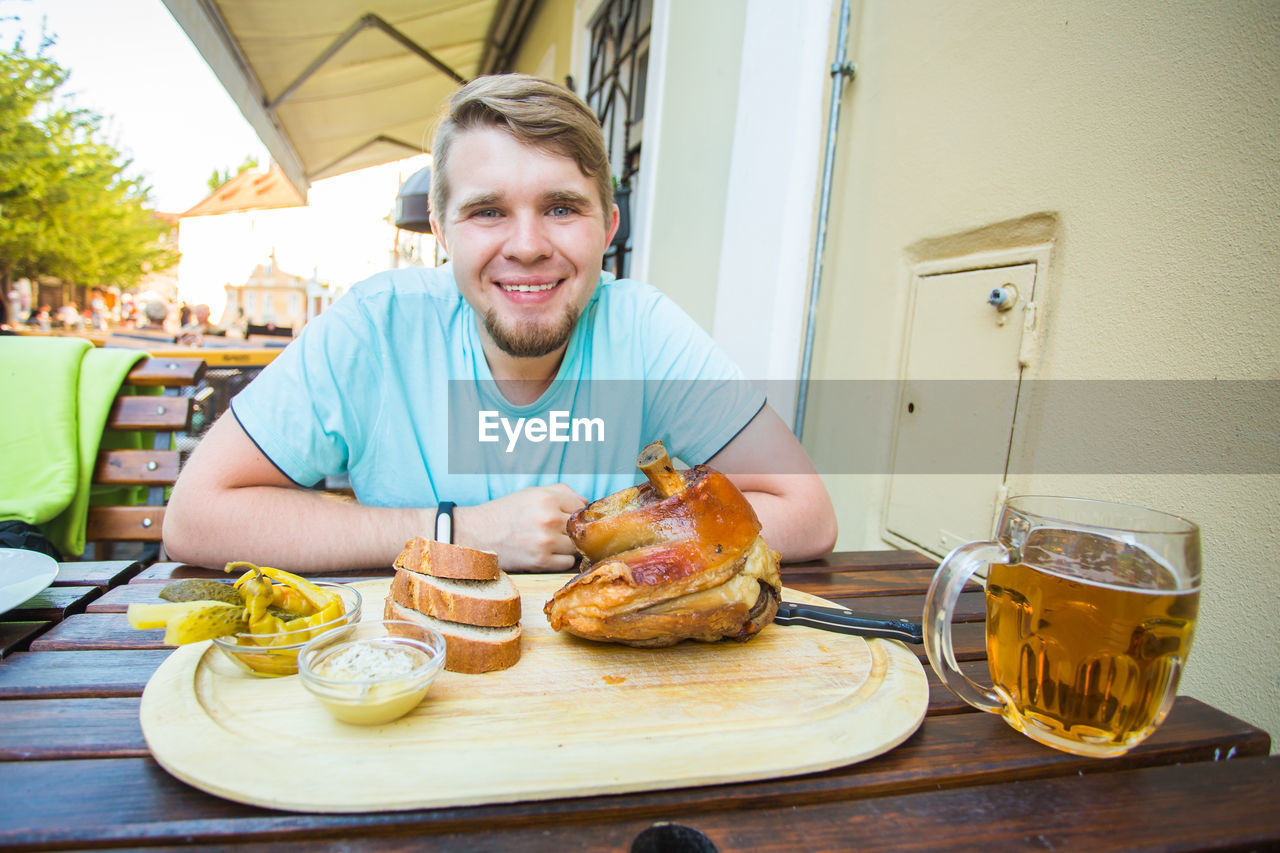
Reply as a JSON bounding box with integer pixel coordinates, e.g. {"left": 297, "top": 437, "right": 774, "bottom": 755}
{"left": 584, "top": 0, "right": 652, "bottom": 278}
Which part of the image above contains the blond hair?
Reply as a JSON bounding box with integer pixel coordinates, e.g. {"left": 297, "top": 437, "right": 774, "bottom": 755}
{"left": 431, "top": 74, "right": 614, "bottom": 226}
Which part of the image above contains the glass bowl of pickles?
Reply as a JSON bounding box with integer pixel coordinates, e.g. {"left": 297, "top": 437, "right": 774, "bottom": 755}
{"left": 126, "top": 562, "right": 362, "bottom": 677}
{"left": 210, "top": 582, "right": 362, "bottom": 677}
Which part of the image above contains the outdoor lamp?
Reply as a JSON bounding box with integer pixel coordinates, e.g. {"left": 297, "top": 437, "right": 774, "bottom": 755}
{"left": 395, "top": 166, "right": 432, "bottom": 234}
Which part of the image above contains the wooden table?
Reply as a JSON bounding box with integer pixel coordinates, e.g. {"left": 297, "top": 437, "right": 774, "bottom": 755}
{"left": 0, "top": 551, "right": 1275, "bottom": 851}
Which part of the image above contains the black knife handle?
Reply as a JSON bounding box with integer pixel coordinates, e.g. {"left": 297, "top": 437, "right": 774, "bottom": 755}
{"left": 777, "top": 603, "right": 924, "bottom": 644}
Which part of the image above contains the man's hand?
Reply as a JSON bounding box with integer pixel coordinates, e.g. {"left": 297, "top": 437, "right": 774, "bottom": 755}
{"left": 164, "top": 416, "right": 589, "bottom": 573}
{"left": 454, "top": 485, "right": 587, "bottom": 572}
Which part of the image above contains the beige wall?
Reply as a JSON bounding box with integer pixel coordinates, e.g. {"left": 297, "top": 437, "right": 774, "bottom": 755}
{"left": 809, "top": 1, "right": 1279, "bottom": 747}
{"left": 639, "top": 1, "right": 747, "bottom": 328}
{"left": 512, "top": 0, "right": 576, "bottom": 82}
{"left": 508, "top": 0, "right": 750, "bottom": 330}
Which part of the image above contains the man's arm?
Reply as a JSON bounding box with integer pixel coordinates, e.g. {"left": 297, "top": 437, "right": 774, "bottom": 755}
{"left": 708, "top": 404, "right": 838, "bottom": 562}
{"left": 163, "top": 414, "right": 584, "bottom": 573}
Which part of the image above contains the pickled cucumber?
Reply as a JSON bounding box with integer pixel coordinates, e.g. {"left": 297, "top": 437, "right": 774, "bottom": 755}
{"left": 127, "top": 600, "right": 233, "bottom": 630}
{"left": 158, "top": 579, "right": 242, "bottom": 605}
{"left": 157, "top": 578, "right": 304, "bottom": 622}
{"left": 162, "top": 603, "right": 249, "bottom": 645}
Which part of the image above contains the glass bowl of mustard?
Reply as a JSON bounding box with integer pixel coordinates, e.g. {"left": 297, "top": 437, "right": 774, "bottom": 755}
{"left": 298, "top": 618, "right": 447, "bottom": 725}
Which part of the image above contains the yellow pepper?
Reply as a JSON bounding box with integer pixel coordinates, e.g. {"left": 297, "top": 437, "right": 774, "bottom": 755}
{"left": 269, "top": 584, "right": 316, "bottom": 616}
{"left": 237, "top": 568, "right": 285, "bottom": 642}
{"left": 237, "top": 564, "right": 337, "bottom": 611}
{"left": 225, "top": 561, "right": 345, "bottom": 643}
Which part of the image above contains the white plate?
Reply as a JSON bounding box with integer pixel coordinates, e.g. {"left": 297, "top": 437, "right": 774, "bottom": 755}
{"left": 0, "top": 548, "right": 59, "bottom": 616}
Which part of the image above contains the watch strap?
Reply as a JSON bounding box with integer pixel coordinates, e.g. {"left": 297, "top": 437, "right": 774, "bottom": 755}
{"left": 434, "top": 501, "right": 456, "bottom": 544}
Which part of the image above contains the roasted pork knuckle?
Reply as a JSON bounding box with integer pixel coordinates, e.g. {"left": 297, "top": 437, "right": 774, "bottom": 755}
{"left": 544, "top": 441, "right": 782, "bottom": 647}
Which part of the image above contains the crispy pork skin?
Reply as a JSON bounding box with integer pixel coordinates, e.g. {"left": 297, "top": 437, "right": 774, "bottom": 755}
{"left": 544, "top": 442, "right": 782, "bottom": 647}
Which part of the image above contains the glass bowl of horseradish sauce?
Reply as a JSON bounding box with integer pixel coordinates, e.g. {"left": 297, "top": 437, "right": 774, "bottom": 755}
{"left": 298, "top": 619, "right": 446, "bottom": 725}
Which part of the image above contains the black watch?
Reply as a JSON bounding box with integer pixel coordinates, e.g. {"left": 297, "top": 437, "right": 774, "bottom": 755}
{"left": 434, "top": 501, "right": 456, "bottom": 544}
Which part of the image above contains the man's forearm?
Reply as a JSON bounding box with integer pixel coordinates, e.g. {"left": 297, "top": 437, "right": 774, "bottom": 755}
{"left": 163, "top": 484, "right": 433, "bottom": 573}
{"left": 707, "top": 406, "right": 839, "bottom": 563}
{"left": 741, "top": 486, "right": 839, "bottom": 563}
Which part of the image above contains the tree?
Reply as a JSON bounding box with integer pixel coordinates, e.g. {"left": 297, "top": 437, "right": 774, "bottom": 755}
{"left": 0, "top": 26, "right": 177, "bottom": 292}
{"left": 207, "top": 154, "right": 260, "bottom": 193}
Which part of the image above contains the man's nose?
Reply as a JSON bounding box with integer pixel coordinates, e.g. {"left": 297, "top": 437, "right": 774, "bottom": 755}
{"left": 503, "top": 212, "right": 553, "bottom": 262}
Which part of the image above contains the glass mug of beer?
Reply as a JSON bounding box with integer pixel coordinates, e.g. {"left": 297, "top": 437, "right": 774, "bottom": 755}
{"left": 924, "top": 496, "right": 1201, "bottom": 757}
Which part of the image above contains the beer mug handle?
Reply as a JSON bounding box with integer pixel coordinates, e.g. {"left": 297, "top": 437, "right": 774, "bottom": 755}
{"left": 923, "top": 541, "right": 1007, "bottom": 714}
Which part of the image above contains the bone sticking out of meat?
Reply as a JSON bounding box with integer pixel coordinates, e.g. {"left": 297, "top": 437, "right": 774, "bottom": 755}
{"left": 544, "top": 443, "right": 782, "bottom": 648}
{"left": 637, "top": 440, "right": 683, "bottom": 499}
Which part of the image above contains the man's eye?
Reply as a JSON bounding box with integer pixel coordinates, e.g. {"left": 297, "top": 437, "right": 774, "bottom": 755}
{"left": 548, "top": 205, "right": 574, "bottom": 217}
{"left": 472, "top": 209, "right": 501, "bottom": 219}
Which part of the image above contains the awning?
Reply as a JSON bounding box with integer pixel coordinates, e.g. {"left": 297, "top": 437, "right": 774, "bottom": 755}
{"left": 162, "top": 0, "right": 539, "bottom": 198}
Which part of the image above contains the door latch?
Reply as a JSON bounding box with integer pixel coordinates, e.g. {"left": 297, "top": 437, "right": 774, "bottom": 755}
{"left": 987, "top": 284, "right": 1019, "bottom": 311}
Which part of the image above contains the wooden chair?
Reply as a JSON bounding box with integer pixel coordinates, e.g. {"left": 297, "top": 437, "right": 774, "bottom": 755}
{"left": 85, "top": 356, "right": 206, "bottom": 559}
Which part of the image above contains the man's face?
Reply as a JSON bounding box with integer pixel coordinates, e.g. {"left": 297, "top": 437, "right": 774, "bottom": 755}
{"left": 431, "top": 126, "right": 619, "bottom": 360}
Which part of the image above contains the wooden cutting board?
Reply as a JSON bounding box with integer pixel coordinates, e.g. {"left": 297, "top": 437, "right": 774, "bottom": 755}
{"left": 140, "top": 575, "right": 928, "bottom": 813}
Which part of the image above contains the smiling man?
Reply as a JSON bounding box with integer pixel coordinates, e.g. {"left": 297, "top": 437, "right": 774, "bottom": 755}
{"left": 163, "top": 74, "right": 836, "bottom": 573}
{"left": 438, "top": 118, "right": 614, "bottom": 379}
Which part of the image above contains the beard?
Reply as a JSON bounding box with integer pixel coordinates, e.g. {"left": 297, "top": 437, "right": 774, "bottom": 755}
{"left": 482, "top": 304, "right": 581, "bottom": 358}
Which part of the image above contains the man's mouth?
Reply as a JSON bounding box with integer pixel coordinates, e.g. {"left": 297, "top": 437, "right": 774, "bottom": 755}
{"left": 497, "top": 280, "right": 561, "bottom": 293}
{"left": 500, "top": 282, "right": 557, "bottom": 293}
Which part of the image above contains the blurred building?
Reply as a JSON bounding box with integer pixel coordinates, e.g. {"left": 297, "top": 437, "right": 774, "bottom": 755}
{"left": 174, "top": 156, "right": 433, "bottom": 326}
{"left": 223, "top": 254, "right": 343, "bottom": 333}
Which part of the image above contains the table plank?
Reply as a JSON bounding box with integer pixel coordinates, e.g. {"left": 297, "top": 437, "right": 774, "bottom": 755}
{"left": 0, "top": 698, "right": 1265, "bottom": 847}
{"left": 0, "top": 622, "right": 48, "bottom": 658}
{"left": 271, "top": 757, "right": 1277, "bottom": 853}
{"left": 29, "top": 614, "right": 156, "bottom": 650}
{"left": 52, "top": 560, "right": 143, "bottom": 588}
{"left": 787, "top": 570, "right": 973, "bottom": 599}
{"left": 89, "top": 582, "right": 234, "bottom": 611}
{"left": 820, "top": 590, "right": 984, "bottom": 622}
{"left": 0, "top": 650, "right": 170, "bottom": 698}
{"left": 905, "top": 621, "right": 983, "bottom": 662}
{"left": 656, "top": 755, "right": 1280, "bottom": 853}
{"left": 783, "top": 550, "right": 938, "bottom": 573}
{"left": 6, "top": 586, "right": 100, "bottom": 622}
{"left": 0, "top": 697, "right": 145, "bottom": 760}
{"left": 925, "top": 659, "right": 989, "bottom": 714}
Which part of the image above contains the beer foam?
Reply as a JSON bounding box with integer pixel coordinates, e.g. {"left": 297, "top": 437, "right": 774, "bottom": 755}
{"left": 1021, "top": 527, "right": 1194, "bottom": 593}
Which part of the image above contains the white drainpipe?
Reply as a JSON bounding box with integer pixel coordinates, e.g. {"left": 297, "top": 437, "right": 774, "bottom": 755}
{"left": 793, "top": 0, "right": 856, "bottom": 439}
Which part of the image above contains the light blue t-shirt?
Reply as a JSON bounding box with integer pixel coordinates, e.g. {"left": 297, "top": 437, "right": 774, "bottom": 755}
{"left": 231, "top": 265, "right": 765, "bottom": 507}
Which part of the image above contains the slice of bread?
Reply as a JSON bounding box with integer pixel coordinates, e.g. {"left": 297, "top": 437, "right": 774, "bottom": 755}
{"left": 394, "top": 536, "right": 499, "bottom": 581}
{"left": 389, "top": 567, "right": 521, "bottom": 627}
{"left": 385, "top": 600, "right": 521, "bottom": 674}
